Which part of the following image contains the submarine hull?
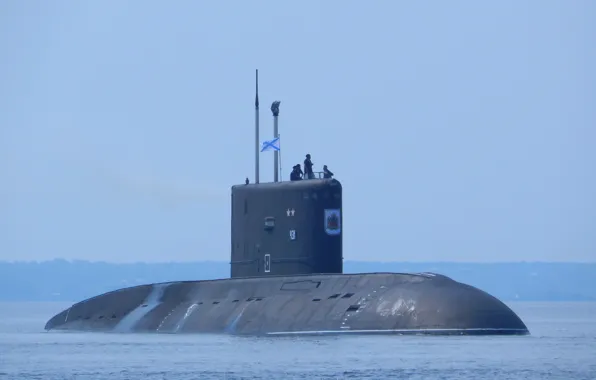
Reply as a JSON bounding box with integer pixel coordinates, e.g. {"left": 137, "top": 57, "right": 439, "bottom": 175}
{"left": 45, "top": 272, "right": 529, "bottom": 336}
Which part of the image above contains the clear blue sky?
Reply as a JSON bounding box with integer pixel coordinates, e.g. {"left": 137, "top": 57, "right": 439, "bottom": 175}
{"left": 1, "top": 1, "right": 594, "bottom": 263}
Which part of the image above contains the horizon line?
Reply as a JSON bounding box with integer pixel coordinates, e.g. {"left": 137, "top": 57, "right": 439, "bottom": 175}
{"left": 1, "top": 259, "right": 595, "bottom": 265}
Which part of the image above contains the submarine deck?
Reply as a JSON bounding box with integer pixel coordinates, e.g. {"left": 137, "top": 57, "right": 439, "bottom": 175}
{"left": 45, "top": 272, "right": 529, "bottom": 336}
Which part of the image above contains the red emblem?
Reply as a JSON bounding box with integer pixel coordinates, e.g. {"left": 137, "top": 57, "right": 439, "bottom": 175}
{"left": 324, "top": 209, "right": 341, "bottom": 235}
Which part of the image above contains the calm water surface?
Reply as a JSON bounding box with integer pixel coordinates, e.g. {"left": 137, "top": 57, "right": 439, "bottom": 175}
{"left": 0, "top": 302, "right": 595, "bottom": 379}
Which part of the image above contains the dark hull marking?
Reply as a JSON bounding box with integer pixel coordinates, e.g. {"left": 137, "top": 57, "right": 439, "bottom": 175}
{"left": 45, "top": 272, "right": 529, "bottom": 336}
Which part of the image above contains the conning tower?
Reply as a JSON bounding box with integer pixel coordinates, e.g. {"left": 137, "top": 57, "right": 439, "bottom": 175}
{"left": 230, "top": 69, "right": 342, "bottom": 278}
{"left": 230, "top": 179, "right": 343, "bottom": 278}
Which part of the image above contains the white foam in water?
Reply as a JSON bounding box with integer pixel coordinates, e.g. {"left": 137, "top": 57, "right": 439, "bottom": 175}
{"left": 113, "top": 283, "right": 169, "bottom": 333}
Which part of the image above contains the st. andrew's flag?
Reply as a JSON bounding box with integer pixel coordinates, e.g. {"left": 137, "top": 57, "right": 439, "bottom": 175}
{"left": 260, "top": 137, "right": 280, "bottom": 152}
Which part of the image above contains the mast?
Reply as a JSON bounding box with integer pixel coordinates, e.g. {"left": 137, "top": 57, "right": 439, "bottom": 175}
{"left": 271, "top": 100, "right": 280, "bottom": 182}
{"left": 255, "top": 69, "right": 260, "bottom": 184}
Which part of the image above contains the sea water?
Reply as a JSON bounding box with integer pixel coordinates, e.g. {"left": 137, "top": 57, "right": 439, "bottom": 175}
{"left": 0, "top": 301, "right": 595, "bottom": 379}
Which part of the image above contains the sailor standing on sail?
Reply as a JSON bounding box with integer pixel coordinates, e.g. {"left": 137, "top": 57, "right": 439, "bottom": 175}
{"left": 304, "top": 154, "right": 314, "bottom": 179}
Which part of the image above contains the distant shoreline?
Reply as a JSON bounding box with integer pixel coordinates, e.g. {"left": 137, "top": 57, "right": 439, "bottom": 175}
{"left": 3, "top": 259, "right": 594, "bottom": 264}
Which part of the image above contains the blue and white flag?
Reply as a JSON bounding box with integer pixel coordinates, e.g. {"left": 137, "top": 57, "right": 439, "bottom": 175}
{"left": 260, "top": 137, "right": 280, "bottom": 152}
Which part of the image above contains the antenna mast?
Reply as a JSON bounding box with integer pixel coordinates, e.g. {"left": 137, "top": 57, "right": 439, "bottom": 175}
{"left": 255, "top": 69, "right": 260, "bottom": 184}
{"left": 271, "top": 101, "right": 281, "bottom": 182}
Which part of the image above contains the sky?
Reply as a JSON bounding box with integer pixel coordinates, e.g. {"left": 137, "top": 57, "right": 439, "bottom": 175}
{"left": 1, "top": 0, "right": 594, "bottom": 263}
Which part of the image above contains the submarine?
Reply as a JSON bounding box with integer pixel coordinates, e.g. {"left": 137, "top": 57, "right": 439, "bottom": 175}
{"left": 45, "top": 71, "right": 529, "bottom": 336}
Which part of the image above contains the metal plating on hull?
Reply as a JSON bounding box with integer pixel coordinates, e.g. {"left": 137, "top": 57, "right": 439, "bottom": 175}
{"left": 45, "top": 272, "right": 529, "bottom": 335}
{"left": 44, "top": 71, "right": 529, "bottom": 336}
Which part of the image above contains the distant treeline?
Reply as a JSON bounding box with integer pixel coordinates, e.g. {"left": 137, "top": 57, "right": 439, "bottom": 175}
{"left": 0, "top": 260, "right": 594, "bottom": 302}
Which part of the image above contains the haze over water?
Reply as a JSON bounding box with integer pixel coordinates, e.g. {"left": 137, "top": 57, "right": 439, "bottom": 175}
{"left": 1, "top": 302, "right": 595, "bottom": 380}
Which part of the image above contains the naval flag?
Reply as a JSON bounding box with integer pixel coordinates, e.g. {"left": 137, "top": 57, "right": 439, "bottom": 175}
{"left": 260, "top": 137, "right": 280, "bottom": 152}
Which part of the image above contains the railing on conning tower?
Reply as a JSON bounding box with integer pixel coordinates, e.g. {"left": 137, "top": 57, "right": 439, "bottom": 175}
{"left": 296, "top": 171, "right": 333, "bottom": 180}
{"left": 286, "top": 170, "right": 335, "bottom": 182}
{"left": 313, "top": 171, "right": 332, "bottom": 179}
{"left": 290, "top": 165, "right": 334, "bottom": 181}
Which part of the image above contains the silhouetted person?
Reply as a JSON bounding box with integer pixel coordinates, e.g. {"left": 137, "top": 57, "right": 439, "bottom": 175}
{"left": 245, "top": 177, "right": 249, "bottom": 185}
{"left": 304, "top": 154, "right": 314, "bottom": 179}
{"left": 290, "top": 167, "right": 299, "bottom": 181}
{"left": 296, "top": 164, "right": 303, "bottom": 178}
{"left": 323, "top": 165, "right": 334, "bottom": 179}
{"left": 290, "top": 164, "right": 303, "bottom": 181}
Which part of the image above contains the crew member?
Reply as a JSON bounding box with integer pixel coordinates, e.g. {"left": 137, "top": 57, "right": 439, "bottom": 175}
{"left": 290, "top": 164, "right": 303, "bottom": 181}
{"left": 290, "top": 166, "right": 299, "bottom": 181}
{"left": 295, "top": 164, "right": 303, "bottom": 179}
{"left": 304, "top": 154, "right": 314, "bottom": 179}
{"left": 323, "top": 165, "right": 334, "bottom": 179}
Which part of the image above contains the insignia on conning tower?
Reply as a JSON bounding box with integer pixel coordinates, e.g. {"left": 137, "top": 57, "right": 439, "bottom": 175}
{"left": 324, "top": 209, "right": 341, "bottom": 235}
